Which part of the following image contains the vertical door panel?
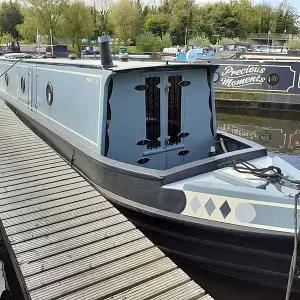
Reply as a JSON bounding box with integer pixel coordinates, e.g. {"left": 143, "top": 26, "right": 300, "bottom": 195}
{"left": 165, "top": 73, "right": 185, "bottom": 169}
{"left": 142, "top": 75, "right": 166, "bottom": 170}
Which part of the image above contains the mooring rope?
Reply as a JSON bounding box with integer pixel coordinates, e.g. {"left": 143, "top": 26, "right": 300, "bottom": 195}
{"left": 230, "top": 159, "right": 300, "bottom": 299}
{"left": 0, "top": 59, "right": 21, "bottom": 78}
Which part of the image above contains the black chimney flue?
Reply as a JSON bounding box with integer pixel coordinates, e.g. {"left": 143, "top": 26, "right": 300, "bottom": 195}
{"left": 99, "top": 34, "right": 113, "bottom": 69}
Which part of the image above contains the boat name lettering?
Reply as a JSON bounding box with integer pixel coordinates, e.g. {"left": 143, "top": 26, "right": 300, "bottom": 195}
{"left": 220, "top": 66, "right": 266, "bottom": 88}
{"left": 221, "top": 66, "right": 265, "bottom": 77}
{"left": 86, "top": 77, "right": 99, "bottom": 84}
{"left": 221, "top": 76, "right": 266, "bottom": 88}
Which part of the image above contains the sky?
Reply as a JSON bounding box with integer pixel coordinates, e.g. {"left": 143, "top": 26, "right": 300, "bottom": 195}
{"left": 196, "top": 0, "right": 300, "bottom": 14}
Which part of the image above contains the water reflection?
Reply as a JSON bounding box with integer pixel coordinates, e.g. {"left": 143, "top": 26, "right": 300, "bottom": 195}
{"left": 217, "top": 112, "right": 300, "bottom": 154}
{"left": 0, "top": 260, "right": 11, "bottom": 300}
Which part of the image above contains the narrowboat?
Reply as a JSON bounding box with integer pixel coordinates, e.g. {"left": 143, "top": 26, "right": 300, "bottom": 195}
{"left": 214, "top": 59, "right": 300, "bottom": 112}
{"left": 0, "top": 36, "right": 299, "bottom": 294}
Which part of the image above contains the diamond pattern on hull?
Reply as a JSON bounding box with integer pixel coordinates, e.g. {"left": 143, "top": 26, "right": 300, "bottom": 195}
{"left": 190, "top": 196, "right": 201, "bottom": 213}
{"left": 205, "top": 198, "right": 216, "bottom": 216}
{"left": 220, "top": 201, "right": 231, "bottom": 219}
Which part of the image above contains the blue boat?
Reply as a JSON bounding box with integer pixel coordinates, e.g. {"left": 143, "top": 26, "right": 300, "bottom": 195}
{"left": 177, "top": 47, "right": 216, "bottom": 61}
{"left": 0, "top": 35, "right": 299, "bottom": 295}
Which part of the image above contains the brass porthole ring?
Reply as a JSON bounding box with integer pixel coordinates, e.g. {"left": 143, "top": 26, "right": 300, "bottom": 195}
{"left": 267, "top": 73, "right": 279, "bottom": 86}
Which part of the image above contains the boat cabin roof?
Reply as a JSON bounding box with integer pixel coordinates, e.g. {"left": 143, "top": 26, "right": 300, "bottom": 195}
{"left": 0, "top": 56, "right": 217, "bottom": 72}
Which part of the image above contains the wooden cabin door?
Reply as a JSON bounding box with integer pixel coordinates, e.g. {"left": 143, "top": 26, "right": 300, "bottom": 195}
{"left": 142, "top": 72, "right": 187, "bottom": 170}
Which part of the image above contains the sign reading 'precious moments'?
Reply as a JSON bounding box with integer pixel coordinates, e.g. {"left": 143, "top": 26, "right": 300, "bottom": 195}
{"left": 214, "top": 62, "right": 297, "bottom": 92}
{"left": 220, "top": 66, "right": 266, "bottom": 88}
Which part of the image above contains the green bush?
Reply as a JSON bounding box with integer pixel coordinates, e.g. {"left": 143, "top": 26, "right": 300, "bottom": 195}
{"left": 217, "top": 37, "right": 248, "bottom": 46}
{"left": 0, "top": 33, "right": 14, "bottom": 44}
{"left": 287, "top": 38, "right": 300, "bottom": 50}
{"left": 188, "top": 35, "right": 211, "bottom": 47}
{"left": 161, "top": 32, "right": 172, "bottom": 48}
{"left": 136, "top": 32, "right": 172, "bottom": 52}
{"left": 127, "top": 46, "right": 138, "bottom": 52}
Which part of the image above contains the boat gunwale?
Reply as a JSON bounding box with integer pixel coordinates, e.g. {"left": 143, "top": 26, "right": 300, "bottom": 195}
{"left": 100, "top": 185, "right": 294, "bottom": 239}
{"left": 4, "top": 97, "right": 266, "bottom": 183}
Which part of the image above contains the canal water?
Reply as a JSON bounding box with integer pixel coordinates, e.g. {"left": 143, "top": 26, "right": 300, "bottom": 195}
{"left": 177, "top": 109, "right": 300, "bottom": 300}
{"left": 0, "top": 243, "right": 15, "bottom": 300}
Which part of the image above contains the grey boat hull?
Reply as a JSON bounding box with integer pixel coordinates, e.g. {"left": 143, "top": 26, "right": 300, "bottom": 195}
{"left": 6, "top": 101, "right": 300, "bottom": 294}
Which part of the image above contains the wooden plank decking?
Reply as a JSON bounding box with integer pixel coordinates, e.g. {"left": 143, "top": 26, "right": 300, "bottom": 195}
{"left": 0, "top": 100, "right": 213, "bottom": 300}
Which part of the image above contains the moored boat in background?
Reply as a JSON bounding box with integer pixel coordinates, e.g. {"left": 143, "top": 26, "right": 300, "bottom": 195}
{"left": 214, "top": 59, "right": 300, "bottom": 112}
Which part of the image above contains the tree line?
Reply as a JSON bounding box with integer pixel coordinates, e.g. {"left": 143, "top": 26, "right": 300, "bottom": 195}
{"left": 0, "top": 0, "right": 299, "bottom": 54}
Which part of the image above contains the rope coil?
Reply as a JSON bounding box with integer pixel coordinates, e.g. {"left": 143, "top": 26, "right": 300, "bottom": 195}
{"left": 230, "top": 159, "right": 300, "bottom": 299}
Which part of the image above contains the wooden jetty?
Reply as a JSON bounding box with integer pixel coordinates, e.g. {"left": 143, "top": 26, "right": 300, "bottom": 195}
{"left": 0, "top": 99, "right": 212, "bottom": 299}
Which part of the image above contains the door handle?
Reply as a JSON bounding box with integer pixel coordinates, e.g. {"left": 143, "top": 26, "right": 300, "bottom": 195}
{"left": 165, "top": 82, "right": 171, "bottom": 92}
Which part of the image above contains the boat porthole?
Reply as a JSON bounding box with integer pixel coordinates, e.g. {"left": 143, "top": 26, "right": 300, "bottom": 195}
{"left": 46, "top": 82, "right": 53, "bottom": 106}
{"left": 20, "top": 76, "right": 25, "bottom": 93}
{"left": 267, "top": 73, "right": 279, "bottom": 85}
{"left": 213, "top": 72, "right": 220, "bottom": 83}
{"left": 4, "top": 73, "right": 8, "bottom": 86}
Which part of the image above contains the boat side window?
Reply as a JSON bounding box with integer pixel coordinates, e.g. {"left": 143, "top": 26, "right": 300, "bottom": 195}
{"left": 4, "top": 73, "right": 8, "bottom": 86}
{"left": 46, "top": 82, "right": 53, "bottom": 105}
{"left": 20, "top": 76, "right": 25, "bottom": 93}
{"left": 267, "top": 73, "right": 279, "bottom": 86}
{"left": 145, "top": 76, "right": 161, "bottom": 149}
{"left": 168, "top": 75, "right": 182, "bottom": 145}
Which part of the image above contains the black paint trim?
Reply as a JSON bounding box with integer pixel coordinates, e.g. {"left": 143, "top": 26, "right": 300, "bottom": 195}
{"left": 136, "top": 139, "right": 150, "bottom": 146}
{"left": 135, "top": 84, "right": 149, "bottom": 91}
{"left": 178, "top": 80, "right": 191, "bottom": 87}
{"left": 207, "top": 68, "right": 214, "bottom": 136}
{"left": 177, "top": 132, "right": 189, "bottom": 138}
{"left": 105, "top": 77, "right": 113, "bottom": 157}
{"left": 178, "top": 149, "right": 189, "bottom": 156}
{"left": 213, "top": 71, "right": 220, "bottom": 83}
{"left": 137, "top": 157, "right": 150, "bottom": 164}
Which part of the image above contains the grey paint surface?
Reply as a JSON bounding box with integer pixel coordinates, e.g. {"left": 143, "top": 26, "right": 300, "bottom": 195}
{"left": 107, "top": 71, "right": 147, "bottom": 165}
{"left": 107, "top": 67, "right": 217, "bottom": 170}
{"left": 0, "top": 60, "right": 112, "bottom": 153}
{"left": 252, "top": 204, "right": 300, "bottom": 229}
{"left": 180, "top": 69, "right": 214, "bottom": 163}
